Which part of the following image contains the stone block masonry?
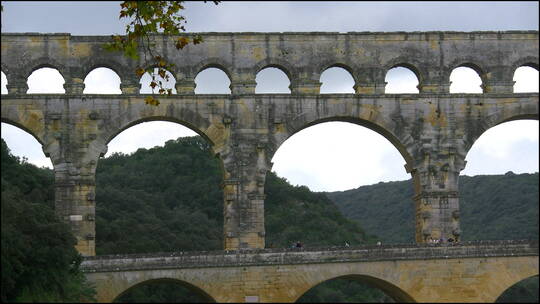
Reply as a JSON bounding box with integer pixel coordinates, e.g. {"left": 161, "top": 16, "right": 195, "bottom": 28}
{"left": 1, "top": 31, "right": 538, "bottom": 256}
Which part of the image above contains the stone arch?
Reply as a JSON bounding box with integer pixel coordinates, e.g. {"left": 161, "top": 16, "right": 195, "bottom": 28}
{"left": 382, "top": 57, "right": 425, "bottom": 85}
{"left": 0, "top": 119, "right": 59, "bottom": 169}
{"left": 192, "top": 58, "right": 234, "bottom": 81}
{"left": 510, "top": 56, "right": 539, "bottom": 73}
{"left": 101, "top": 116, "right": 216, "bottom": 151}
{"left": 111, "top": 278, "right": 216, "bottom": 303}
{"left": 193, "top": 60, "right": 233, "bottom": 94}
{"left": 23, "top": 57, "right": 68, "bottom": 80}
{"left": 511, "top": 57, "right": 539, "bottom": 93}
{"left": 96, "top": 112, "right": 229, "bottom": 172}
{"left": 253, "top": 58, "right": 297, "bottom": 82}
{"left": 317, "top": 61, "right": 358, "bottom": 86}
{"left": 383, "top": 61, "right": 423, "bottom": 94}
{"left": 490, "top": 270, "right": 540, "bottom": 303}
{"left": 445, "top": 58, "right": 488, "bottom": 88}
{"left": 0, "top": 118, "right": 45, "bottom": 147}
{"left": 1, "top": 63, "right": 13, "bottom": 81}
{"left": 318, "top": 63, "right": 358, "bottom": 94}
{"left": 463, "top": 109, "right": 539, "bottom": 155}
{"left": 294, "top": 274, "right": 415, "bottom": 303}
{"left": 81, "top": 59, "right": 128, "bottom": 83}
{"left": 274, "top": 115, "right": 415, "bottom": 169}
{"left": 494, "top": 274, "right": 539, "bottom": 303}
{"left": 319, "top": 61, "right": 356, "bottom": 78}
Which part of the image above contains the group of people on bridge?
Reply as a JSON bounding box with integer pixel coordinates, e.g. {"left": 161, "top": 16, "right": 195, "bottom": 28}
{"left": 427, "top": 237, "right": 458, "bottom": 245}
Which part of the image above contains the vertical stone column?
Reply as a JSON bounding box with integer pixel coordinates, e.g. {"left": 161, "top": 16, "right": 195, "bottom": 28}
{"left": 63, "top": 68, "right": 86, "bottom": 94}
{"left": 230, "top": 71, "right": 257, "bottom": 95}
{"left": 222, "top": 135, "right": 269, "bottom": 250}
{"left": 481, "top": 66, "right": 515, "bottom": 93}
{"left": 410, "top": 145, "right": 465, "bottom": 243}
{"left": 120, "top": 77, "right": 141, "bottom": 94}
{"left": 50, "top": 107, "right": 104, "bottom": 256}
{"left": 230, "top": 80, "right": 257, "bottom": 95}
{"left": 290, "top": 71, "right": 321, "bottom": 94}
{"left": 290, "top": 79, "right": 321, "bottom": 94}
{"left": 54, "top": 162, "right": 97, "bottom": 256}
{"left": 6, "top": 74, "right": 29, "bottom": 95}
{"left": 175, "top": 78, "right": 196, "bottom": 94}
{"left": 63, "top": 78, "right": 85, "bottom": 94}
{"left": 353, "top": 68, "right": 386, "bottom": 94}
{"left": 418, "top": 70, "right": 450, "bottom": 93}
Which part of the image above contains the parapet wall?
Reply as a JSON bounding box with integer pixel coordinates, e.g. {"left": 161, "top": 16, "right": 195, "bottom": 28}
{"left": 81, "top": 240, "right": 539, "bottom": 272}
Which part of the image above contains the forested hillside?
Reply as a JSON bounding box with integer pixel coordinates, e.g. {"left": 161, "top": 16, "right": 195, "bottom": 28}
{"left": 1, "top": 135, "right": 537, "bottom": 303}
{"left": 327, "top": 172, "right": 539, "bottom": 243}
{"left": 94, "top": 136, "right": 373, "bottom": 255}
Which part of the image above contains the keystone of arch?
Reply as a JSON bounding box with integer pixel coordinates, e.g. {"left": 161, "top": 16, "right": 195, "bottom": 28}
{"left": 252, "top": 57, "right": 298, "bottom": 83}
{"left": 190, "top": 57, "right": 234, "bottom": 81}
{"left": 22, "top": 56, "right": 69, "bottom": 80}
{"left": 80, "top": 58, "right": 131, "bottom": 84}
{"left": 315, "top": 60, "right": 359, "bottom": 84}
{"left": 382, "top": 56, "right": 426, "bottom": 85}
{"left": 443, "top": 57, "right": 490, "bottom": 84}
{"left": 510, "top": 56, "right": 539, "bottom": 73}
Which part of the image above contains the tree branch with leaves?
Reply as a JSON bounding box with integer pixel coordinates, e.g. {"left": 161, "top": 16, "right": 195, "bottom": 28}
{"left": 104, "top": 1, "right": 219, "bottom": 106}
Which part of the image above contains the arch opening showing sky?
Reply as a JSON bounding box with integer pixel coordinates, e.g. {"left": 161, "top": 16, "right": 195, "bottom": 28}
{"left": 256, "top": 67, "right": 291, "bottom": 93}
{"left": 84, "top": 67, "right": 122, "bottom": 94}
{"left": 450, "top": 67, "right": 483, "bottom": 93}
{"left": 385, "top": 67, "right": 419, "bottom": 94}
{"left": 27, "top": 67, "right": 65, "bottom": 94}
{"left": 194, "top": 68, "right": 231, "bottom": 94}
{"left": 319, "top": 67, "right": 355, "bottom": 94}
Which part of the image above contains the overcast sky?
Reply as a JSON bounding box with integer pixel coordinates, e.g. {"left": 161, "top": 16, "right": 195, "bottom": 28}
{"left": 1, "top": 1, "right": 538, "bottom": 192}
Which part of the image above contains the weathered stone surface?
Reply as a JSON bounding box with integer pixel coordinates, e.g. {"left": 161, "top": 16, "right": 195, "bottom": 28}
{"left": 81, "top": 240, "right": 539, "bottom": 303}
{"left": 1, "top": 32, "right": 538, "bottom": 256}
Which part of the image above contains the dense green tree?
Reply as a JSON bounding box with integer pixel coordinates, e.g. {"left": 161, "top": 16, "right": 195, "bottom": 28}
{"left": 1, "top": 139, "right": 96, "bottom": 302}
{"left": 94, "top": 136, "right": 373, "bottom": 254}
{"left": 104, "top": 1, "right": 219, "bottom": 106}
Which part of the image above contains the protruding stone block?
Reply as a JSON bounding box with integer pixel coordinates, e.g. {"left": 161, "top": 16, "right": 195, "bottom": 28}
{"left": 354, "top": 82, "right": 386, "bottom": 94}
{"left": 175, "top": 79, "right": 196, "bottom": 94}
{"left": 6, "top": 80, "right": 28, "bottom": 95}
{"left": 230, "top": 81, "right": 257, "bottom": 95}
{"left": 482, "top": 81, "right": 515, "bottom": 93}
{"left": 290, "top": 80, "right": 321, "bottom": 94}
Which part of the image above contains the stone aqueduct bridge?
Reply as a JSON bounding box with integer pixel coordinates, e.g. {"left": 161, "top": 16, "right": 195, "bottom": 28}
{"left": 1, "top": 31, "right": 539, "bottom": 302}
{"left": 1, "top": 31, "right": 538, "bottom": 255}
{"left": 81, "top": 240, "right": 538, "bottom": 303}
